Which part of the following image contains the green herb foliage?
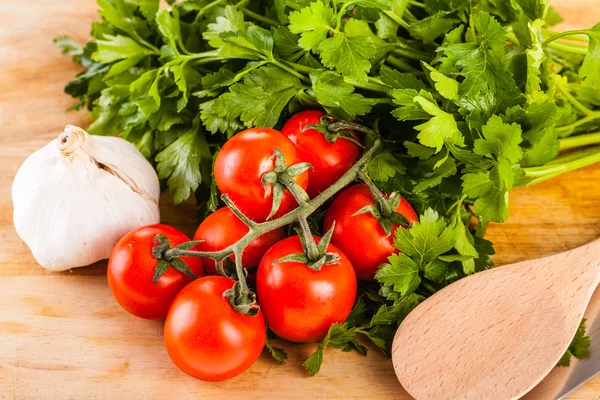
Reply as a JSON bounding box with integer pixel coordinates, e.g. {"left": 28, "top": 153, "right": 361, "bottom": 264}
{"left": 57, "top": 0, "right": 600, "bottom": 374}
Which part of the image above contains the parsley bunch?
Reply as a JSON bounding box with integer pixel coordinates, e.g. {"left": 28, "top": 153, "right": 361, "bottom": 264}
{"left": 57, "top": 0, "right": 598, "bottom": 373}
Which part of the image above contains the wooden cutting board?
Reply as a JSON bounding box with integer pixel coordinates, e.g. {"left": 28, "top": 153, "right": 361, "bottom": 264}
{"left": 2, "top": 1, "right": 600, "bottom": 399}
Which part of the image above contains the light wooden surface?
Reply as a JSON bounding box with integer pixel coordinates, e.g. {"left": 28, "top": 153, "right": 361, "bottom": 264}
{"left": 1, "top": 1, "right": 600, "bottom": 399}
{"left": 393, "top": 238, "right": 600, "bottom": 400}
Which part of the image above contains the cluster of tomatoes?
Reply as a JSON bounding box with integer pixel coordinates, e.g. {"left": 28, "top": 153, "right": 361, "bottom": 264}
{"left": 106, "top": 110, "right": 418, "bottom": 382}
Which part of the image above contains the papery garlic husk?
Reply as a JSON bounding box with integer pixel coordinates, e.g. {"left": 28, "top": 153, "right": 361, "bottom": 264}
{"left": 12, "top": 125, "right": 161, "bottom": 271}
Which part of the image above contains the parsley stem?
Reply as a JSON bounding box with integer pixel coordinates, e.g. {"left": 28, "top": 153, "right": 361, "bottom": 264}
{"left": 392, "top": 47, "right": 431, "bottom": 61}
{"left": 553, "top": 75, "right": 594, "bottom": 116}
{"left": 242, "top": 8, "right": 279, "bottom": 27}
{"left": 285, "top": 61, "right": 313, "bottom": 74}
{"left": 285, "top": 0, "right": 302, "bottom": 10}
{"left": 409, "top": 0, "right": 426, "bottom": 8}
{"left": 334, "top": 3, "right": 350, "bottom": 33}
{"left": 542, "top": 29, "right": 589, "bottom": 46}
{"left": 384, "top": 10, "right": 410, "bottom": 29}
{"left": 549, "top": 145, "right": 600, "bottom": 165}
{"left": 344, "top": 77, "right": 391, "bottom": 93}
{"left": 524, "top": 147, "right": 600, "bottom": 177}
{"left": 235, "top": 0, "right": 252, "bottom": 9}
{"left": 194, "top": 0, "right": 227, "bottom": 23}
{"left": 181, "top": 50, "right": 220, "bottom": 60}
{"left": 557, "top": 112, "right": 600, "bottom": 136}
{"left": 559, "top": 132, "right": 600, "bottom": 151}
{"left": 543, "top": 29, "right": 589, "bottom": 42}
{"left": 271, "top": 59, "right": 311, "bottom": 83}
{"left": 386, "top": 55, "right": 420, "bottom": 73}
{"left": 546, "top": 41, "right": 588, "bottom": 55}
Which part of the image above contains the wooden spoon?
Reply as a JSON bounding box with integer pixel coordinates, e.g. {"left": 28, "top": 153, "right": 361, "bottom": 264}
{"left": 392, "top": 239, "right": 600, "bottom": 400}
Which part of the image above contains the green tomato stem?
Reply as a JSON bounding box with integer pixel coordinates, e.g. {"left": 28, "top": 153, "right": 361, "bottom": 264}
{"left": 163, "top": 139, "right": 382, "bottom": 263}
{"left": 297, "top": 215, "right": 320, "bottom": 261}
{"left": 358, "top": 170, "right": 393, "bottom": 217}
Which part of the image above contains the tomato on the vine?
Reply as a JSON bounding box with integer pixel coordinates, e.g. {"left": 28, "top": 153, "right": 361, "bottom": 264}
{"left": 193, "top": 207, "right": 286, "bottom": 274}
{"left": 164, "top": 276, "right": 266, "bottom": 382}
{"left": 256, "top": 236, "right": 357, "bottom": 343}
{"left": 324, "top": 183, "right": 419, "bottom": 280}
{"left": 281, "top": 109, "right": 362, "bottom": 198}
{"left": 214, "top": 128, "right": 309, "bottom": 222}
{"left": 107, "top": 224, "right": 203, "bottom": 320}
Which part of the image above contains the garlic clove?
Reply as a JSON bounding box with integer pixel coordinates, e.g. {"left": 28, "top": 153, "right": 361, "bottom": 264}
{"left": 13, "top": 126, "right": 161, "bottom": 271}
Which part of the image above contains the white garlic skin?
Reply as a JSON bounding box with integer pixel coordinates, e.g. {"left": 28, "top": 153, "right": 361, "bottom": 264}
{"left": 12, "top": 126, "right": 161, "bottom": 271}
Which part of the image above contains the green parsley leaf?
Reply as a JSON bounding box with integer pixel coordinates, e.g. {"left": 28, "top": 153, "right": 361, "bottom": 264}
{"left": 213, "top": 65, "right": 303, "bottom": 128}
{"left": 310, "top": 70, "right": 377, "bottom": 120}
{"left": 474, "top": 115, "right": 523, "bottom": 163}
{"left": 92, "top": 35, "right": 150, "bottom": 64}
{"left": 375, "top": 253, "right": 421, "bottom": 296}
{"left": 409, "top": 11, "right": 460, "bottom": 42}
{"left": 413, "top": 96, "right": 465, "bottom": 151}
{"left": 303, "top": 347, "right": 324, "bottom": 376}
{"left": 381, "top": 65, "right": 427, "bottom": 90}
{"left": 580, "top": 23, "right": 600, "bottom": 89}
{"left": 367, "top": 151, "right": 406, "bottom": 182}
{"left": 421, "top": 62, "right": 459, "bottom": 100}
{"left": 289, "top": 1, "right": 334, "bottom": 52}
{"left": 318, "top": 33, "right": 376, "bottom": 84}
{"left": 265, "top": 337, "right": 288, "bottom": 364}
{"left": 558, "top": 319, "right": 590, "bottom": 366}
{"left": 394, "top": 208, "right": 455, "bottom": 267}
{"left": 155, "top": 125, "right": 208, "bottom": 204}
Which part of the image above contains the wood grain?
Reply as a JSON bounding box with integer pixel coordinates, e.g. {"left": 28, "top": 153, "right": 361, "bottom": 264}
{"left": 393, "top": 239, "right": 600, "bottom": 400}
{"left": 1, "top": 0, "right": 600, "bottom": 399}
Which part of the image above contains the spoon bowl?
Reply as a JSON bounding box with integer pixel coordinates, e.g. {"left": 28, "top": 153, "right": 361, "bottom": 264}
{"left": 392, "top": 239, "right": 600, "bottom": 400}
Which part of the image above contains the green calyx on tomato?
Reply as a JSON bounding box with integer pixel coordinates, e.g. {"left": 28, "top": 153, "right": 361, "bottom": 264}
{"left": 151, "top": 234, "right": 201, "bottom": 284}
{"left": 261, "top": 148, "right": 312, "bottom": 219}
{"left": 355, "top": 171, "right": 413, "bottom": 236}
{"left": 274, "top": 222, "right": 340, "bottom": 271}
{"left": 303, "top": 114, "right": 363, "bottom": 148}
{"left": 151, "top": 232, "right": 260, "bottom": 316}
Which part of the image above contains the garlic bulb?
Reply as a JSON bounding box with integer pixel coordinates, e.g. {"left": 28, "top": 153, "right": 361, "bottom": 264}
{"left": 12, "top": 126, "right": 160, "bottom": 271}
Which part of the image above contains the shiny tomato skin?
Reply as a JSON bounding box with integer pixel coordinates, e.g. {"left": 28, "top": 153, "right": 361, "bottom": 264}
{"left": 256, "top": 236, "right": 357, "bottom": 343}
{"left": 324, "top": 184, "right": 419, "bottom": 281}
{"left": 107, "top": 224, "right": 203, "bottom": 320}
{"left": 164, "top": 276, "right": 266, "bottom": 382}
{"left": 214, "top": 128, "right": 309, "bottom": 222}
{"left": 193, "top": 207, "right": 286, "bottom": 274}
{"left": 281, "top": 109, "right": 362, "bottom": 198}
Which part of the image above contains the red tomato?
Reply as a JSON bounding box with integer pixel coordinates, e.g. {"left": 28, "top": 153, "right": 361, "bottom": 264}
{"left": 164, "top": 276, "right": 266, "bottom": 382}
{"left": 256, "top": 236, "right": 357, "bottom": 343}
{"left": 107, "top": 224, "right": 203, "bottom": 320}
{"left": 193, "top": 207, "right": 286, "bottom": 274}
{"left": 324, "top": 184, "right": 419, "bottom": 280}
{"left": 281, "top": 109, "right": 362, "bottom": 198}
{"left": 214, "top": 128, "right": 309, "bottom": 222}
